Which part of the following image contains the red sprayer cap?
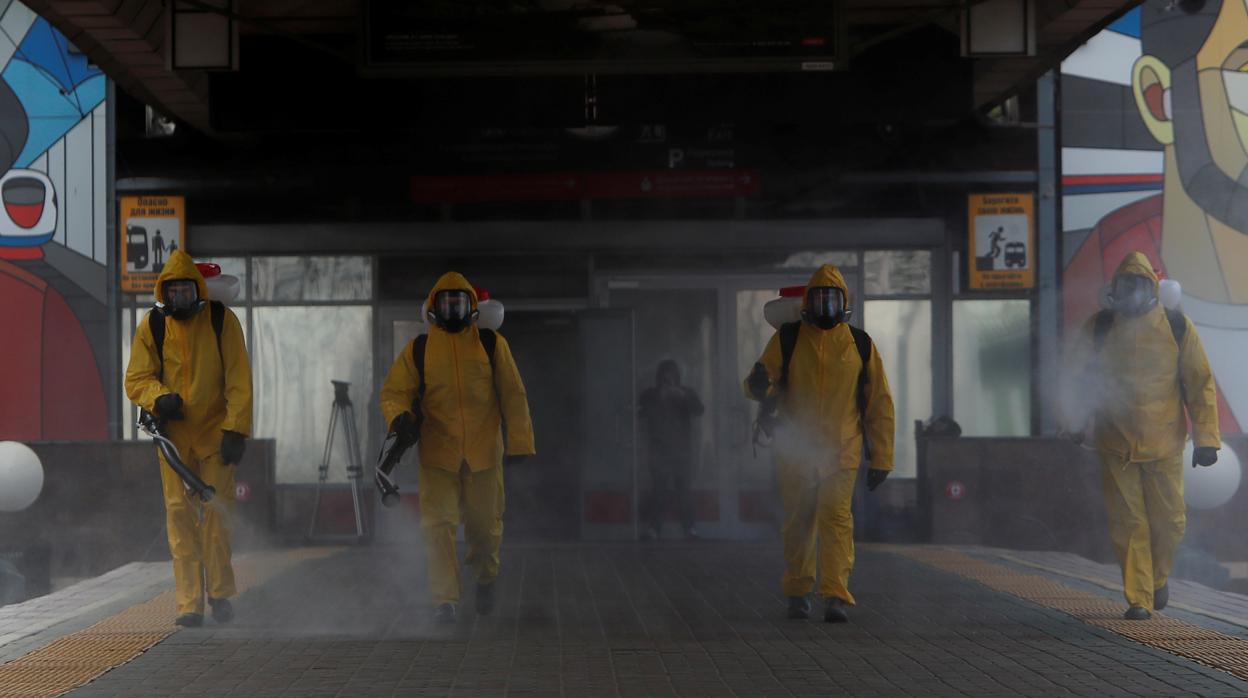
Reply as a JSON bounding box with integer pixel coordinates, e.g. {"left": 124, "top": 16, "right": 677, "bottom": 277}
{"left": 195, "top": 262, "right": 221, "bottom": 279}
{"left": 779, "top": 285, "right": 805, "bottom": 298}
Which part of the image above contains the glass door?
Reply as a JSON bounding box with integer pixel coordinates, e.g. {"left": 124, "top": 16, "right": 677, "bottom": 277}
{"left": 602, "top": 268, "right": 861, "bottom": 539}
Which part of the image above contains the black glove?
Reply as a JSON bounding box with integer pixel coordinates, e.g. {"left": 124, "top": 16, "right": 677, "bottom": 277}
{"left": 504, "top": 455, "right": 529, "bottom": 467}
{"left": 866, "top": 469, "right": 889, "bottom": 492}
{"left": 153, "top": 393, "right": 185, "bottom": 420}
{"left": 221, "top": 430, "right": 246, "bottom": 465}
{"left": 1193, "top": 446, "right": 1219, "bottom": 468}
{"left": 747, "top": 363, "right": 771, "bottom": 401}
{"left": 391, "top": 411, "right": 420, "bottom": 442}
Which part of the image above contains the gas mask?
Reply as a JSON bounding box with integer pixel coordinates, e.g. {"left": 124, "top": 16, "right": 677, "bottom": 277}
{"left": 157, "top": 279, "right": 205, "bottom": 320}
{"left": 427, "top": 289, "right": 477, "bottom": 333}
{"left": 802, "top": 286, "right": 850, "bottom": 330}
{"left": 1106, "top": 274, "right": 1157, "bottom": 317}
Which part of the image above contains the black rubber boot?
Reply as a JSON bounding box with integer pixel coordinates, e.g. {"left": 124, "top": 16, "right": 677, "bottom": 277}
{"left": 433, "top": 603, "right": 457, "bottom": 624}
{"left": 1124, "top": 606, "right": 1151, "bottom": 621}
{"left": 174, "top": 613, "right": 203, "bottom": 628}
{"left": 786, "top": 596, "right": 811, "bottom": 620}
{"left": 1154, "top": 583, "right": 1169, "bottom": 611}
{"left": 476, "top": 583, "right": 496, "bottom": 616}
{"left": 824, "top": 598, "right": 849, "bottom": 624}
{"left": 208, "top": 598, "right": 234, "bottom": 624}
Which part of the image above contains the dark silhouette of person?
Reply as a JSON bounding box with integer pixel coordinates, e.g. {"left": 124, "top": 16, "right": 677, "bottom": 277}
{"left": 988, "top": 228, "right": 1006, "bottom": 259}
{"left": 152, "top": 229, "right": 167, "bottom": 268}
{"left": 638, "top": 360, "right": 705, "bottom": 540}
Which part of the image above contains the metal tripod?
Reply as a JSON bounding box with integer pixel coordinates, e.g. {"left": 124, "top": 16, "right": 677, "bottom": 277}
{"left": 306, "top": 380, "right": 367, "bottom": 542}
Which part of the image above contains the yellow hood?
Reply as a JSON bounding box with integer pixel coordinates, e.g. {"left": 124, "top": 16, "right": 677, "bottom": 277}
{"left": 425, "top": 271, "right": 478, "bottom": 316}
{"left": 153, "top": 249, "right": 209, "bottom": 303}
{"left": 1113, "top": 251, "right": 1159, "bottom": 293}
{"left": 803, "top": 264, "right": 851, "bottom": 311}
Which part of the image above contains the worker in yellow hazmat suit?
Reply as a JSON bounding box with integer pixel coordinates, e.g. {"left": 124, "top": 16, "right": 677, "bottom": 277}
{"left": 1064, "top": 251, "right": 1220, "bottom": 620}
{"left": 125, "top": 250, "right": 252, "bottom": 627}
{"left": 745, "top": 264, "right": 895, "bottom": 623}
{"left": 380, "top": 272, "right": 535, "bottom": 623}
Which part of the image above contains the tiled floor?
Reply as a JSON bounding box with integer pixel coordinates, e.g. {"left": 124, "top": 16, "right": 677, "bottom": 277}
{"left": 36, "top": 542, "right": 1248, "bottom": 698}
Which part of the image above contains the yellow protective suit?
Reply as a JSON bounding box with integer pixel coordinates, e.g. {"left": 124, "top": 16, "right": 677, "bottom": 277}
{"left": 124, "top": 250, "right": 253, "bottom": 616}
{"left": 744, "top": 264, "right": 895, "bottom": 603}
{"left": 1066, "top": 251, "right": 1219, "bottom": 610}
{"left": 380, "top": 272, "right": 535, "bottom": 604}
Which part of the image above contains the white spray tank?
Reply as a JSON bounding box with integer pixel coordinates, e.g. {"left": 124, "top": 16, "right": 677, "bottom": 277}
{"left": 475, "top": 287, "right": 505, "bottom": 331}
{"left": 196, "top": 262, "right": 241, "bottom": 304}
{"left": 1158, "top": 277, "right": 1182, "bottom": 310}
{"left": 763, "top": 285, "right": 806, "bottom": 329}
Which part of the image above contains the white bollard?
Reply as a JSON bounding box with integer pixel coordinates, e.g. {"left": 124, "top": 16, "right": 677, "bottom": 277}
{"left": 0, "top": 441, "right": 43, "bottom": 511}
{"left": 1183, "top": 441, "right": 1242, "bottom": 510}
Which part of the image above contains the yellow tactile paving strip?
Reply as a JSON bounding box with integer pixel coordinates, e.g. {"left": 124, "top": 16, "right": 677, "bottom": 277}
{"left": 890, "top": 546, "right": 1248, "bottom": 681}
{"left": 0, "top": 547, "right": 340, "bottom": 698}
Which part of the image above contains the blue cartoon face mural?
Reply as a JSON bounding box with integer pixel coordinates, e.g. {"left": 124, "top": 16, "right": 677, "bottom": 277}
{"left": 0, "top": 2, "right": 109, "bottom": 440}
{"left": 0, "top": 14, "right": 104, "bottom": 256}
{"left": 1062, "top": 1, "right": 1248, "bottom": 436}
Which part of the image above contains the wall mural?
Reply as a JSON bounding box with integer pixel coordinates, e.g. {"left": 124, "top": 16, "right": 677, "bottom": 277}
{"left": 0, "top": 1, "right": 109, "bottom": 440}
{"left": 1062, "top": 0, "right": 1248, "bottom": 434}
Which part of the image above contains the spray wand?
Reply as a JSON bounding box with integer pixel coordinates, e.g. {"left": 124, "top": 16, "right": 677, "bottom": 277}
{"left": 374, "top": 404, "right": 421, "bottom": 508}
{"left": 137, "top": 411, "right": 216, "bottom": 502}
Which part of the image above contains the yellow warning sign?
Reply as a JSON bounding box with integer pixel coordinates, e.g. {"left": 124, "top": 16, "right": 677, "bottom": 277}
{"left": 968, "top": 193, "right": 1034, "bottom": 290}
{"left": 120, "top": 195, "right": 185, "bottom": 294}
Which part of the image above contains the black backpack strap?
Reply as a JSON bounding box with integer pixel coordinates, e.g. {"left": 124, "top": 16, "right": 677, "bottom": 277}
{"left": 149, "top": 310, "right": 166, "bottom": 380}
{"left": 1165, "top": 308, "right": 1187, "bottom": 349}
{"left": 849, "top": 325, "right": 874, "bottom": 461}
{"left": 849, "top": 325, "right": 872, "bottom": 413}
{"left": 209, "top": 301, "right": 225, "bottom": 362}
{"left": 411, "top": 335, "right": 429, "bottom": 409}
{"left": 1165, "top": 308, "right": 1189, "bottom": 404}
{"left": 479, "top": 328, "right": 498, "bottom": 366}
{"left": 778, "top": 322, "right": 801, "bottom": 390}
{"left": 1093, "top": 310, "right": 1114, "bottom": 353}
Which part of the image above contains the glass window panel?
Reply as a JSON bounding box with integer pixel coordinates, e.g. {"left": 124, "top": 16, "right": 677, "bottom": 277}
{"left": 252, "top": 306, "right": 374, "bottom": 483}
{"left": 234, "top": 307, "right": 249, "bottom": 350}
{"left": 392, "top": 320, "right": 424, "bottom": 361}
{"left": 953, "top": 300, "right": 1031, "bottom": 436}
{"left": 779, "top": 250, "right": 858, "bottom": 270}
{"left": 251, "top": 256, "right": 372, "bottom": 302}
{"left": 864, "top": 300, "right": 932, "bottom": 478}
{"left": 864, "top": 250, "right": 931, "bottom": 295}
{"left": 196, "top": 256, "right": 247, "bottom": 301}
{"left": 736, "top": 289, "right": 778, "bottom": 384}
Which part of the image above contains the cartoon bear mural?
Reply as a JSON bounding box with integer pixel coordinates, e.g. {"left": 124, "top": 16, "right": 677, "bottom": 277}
{"left": 1062, "top": 0, "right": 1248, "bottom": 434}
{"left": 0, "top": 3, "right": 109, "bottom": 440}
